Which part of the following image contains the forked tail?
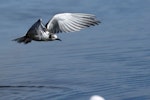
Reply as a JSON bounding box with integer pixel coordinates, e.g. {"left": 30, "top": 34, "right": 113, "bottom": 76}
{"left": 13, "top": 36, "right": 31, "bottom": 44}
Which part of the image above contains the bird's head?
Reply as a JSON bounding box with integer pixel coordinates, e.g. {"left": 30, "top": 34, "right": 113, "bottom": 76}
{"left": 50, "top": 34, "right": 62, "bottom": 41}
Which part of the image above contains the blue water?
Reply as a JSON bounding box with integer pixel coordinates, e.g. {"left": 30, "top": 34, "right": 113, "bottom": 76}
{"left": 0, "top": 0, "right": 150, "bottom": 100}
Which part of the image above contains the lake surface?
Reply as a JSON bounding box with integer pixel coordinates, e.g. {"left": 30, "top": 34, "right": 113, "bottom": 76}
{"left": 0, "top": 0, "right": 150, "bottom": 100}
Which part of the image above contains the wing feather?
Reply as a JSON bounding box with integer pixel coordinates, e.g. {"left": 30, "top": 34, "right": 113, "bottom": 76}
{"left": 46, "top": 13, "right": 100, "bottom": 34}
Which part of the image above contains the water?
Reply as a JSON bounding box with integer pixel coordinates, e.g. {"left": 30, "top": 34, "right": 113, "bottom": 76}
{"left": 0, "top": 0, "right": 150, "bottom": 100}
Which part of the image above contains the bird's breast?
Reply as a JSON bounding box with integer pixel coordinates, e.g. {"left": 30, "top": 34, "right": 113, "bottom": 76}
{"left": 34, "top": 31, "right": 50, "bottom": 41}
{"left": 41, "top": 31, "right": 50, "bottom": 40}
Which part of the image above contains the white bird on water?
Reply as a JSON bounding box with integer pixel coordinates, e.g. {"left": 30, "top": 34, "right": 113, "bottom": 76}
{"left": 13, "top": 13, "right": 100, "bottom": 44}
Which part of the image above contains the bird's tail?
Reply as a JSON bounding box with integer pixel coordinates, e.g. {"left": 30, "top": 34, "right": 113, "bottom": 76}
{"left": 13, "top": 36, "right": 31, "bottom": 44}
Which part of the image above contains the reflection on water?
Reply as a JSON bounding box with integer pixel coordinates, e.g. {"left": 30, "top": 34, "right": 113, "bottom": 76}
{"left": 0, "top": 0, "right": 150, "bottom": 100}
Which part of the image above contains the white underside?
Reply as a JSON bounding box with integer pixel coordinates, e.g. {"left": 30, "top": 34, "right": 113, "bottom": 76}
{"left": 37, "top": 31, "right": 50, "bottom": 40}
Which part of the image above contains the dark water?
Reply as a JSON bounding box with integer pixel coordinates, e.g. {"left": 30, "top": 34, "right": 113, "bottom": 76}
{"left": 0, "top": 0, "right": 150, "bottom": 100}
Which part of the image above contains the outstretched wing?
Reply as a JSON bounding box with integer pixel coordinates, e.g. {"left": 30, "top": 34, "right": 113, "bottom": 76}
{"left": 27, "top": 19, "right": 46, "bottom": 36}
{"left": 46, "top": 13, "right": 100, "bottom": 33}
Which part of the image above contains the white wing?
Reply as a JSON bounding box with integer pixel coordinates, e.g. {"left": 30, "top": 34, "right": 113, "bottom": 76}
{"left": 46, "top": 13, "right": 100, "bottom": 33}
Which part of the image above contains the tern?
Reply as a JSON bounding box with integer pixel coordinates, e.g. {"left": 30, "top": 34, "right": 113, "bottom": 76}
{"left": 13, "top": 13, "right": 100, "bottom": 44}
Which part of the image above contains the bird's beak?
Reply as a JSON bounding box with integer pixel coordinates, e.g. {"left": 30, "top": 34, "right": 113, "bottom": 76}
{"left": 56, "top": 38, "right": 62, "bottom": 41}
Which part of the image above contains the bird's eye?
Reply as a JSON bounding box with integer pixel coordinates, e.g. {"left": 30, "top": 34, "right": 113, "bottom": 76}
{"left": 49, "top": 35, "right": 52, "bottom": 38}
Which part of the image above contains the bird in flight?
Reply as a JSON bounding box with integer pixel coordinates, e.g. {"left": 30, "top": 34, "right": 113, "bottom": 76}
{"left": 13, "top": 13, "right": 100, "bottom": 44}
